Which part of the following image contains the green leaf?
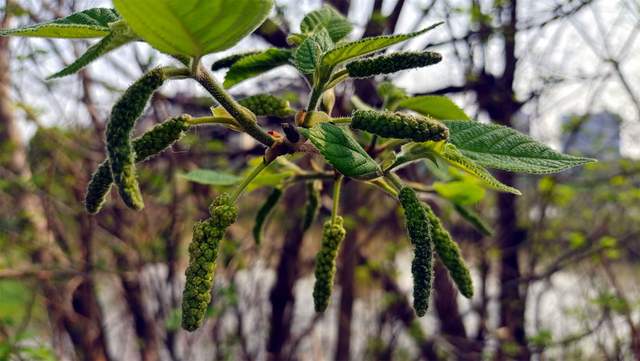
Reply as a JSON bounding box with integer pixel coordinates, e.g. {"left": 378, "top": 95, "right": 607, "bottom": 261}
{"left": 47, "top": 25, "right": 137, "bottom": 79}
{"left": 398, "top": 96, "right": 470, "bottom": 120}
{"left": 179, "top": 169, "right": 241, "bottom": 186}
{"left": 113, "top": 0, "right": 273, "bottom": 56}
{"left": 300, "top": 123, "right": 382, "bottom": 180}
{"left": 294, "top": 35, "right": 323, "bottom": 74}
{"left": 300, "top": 5, "right": 353, "bottom": 42}
{"left": 453, "top": 204, "right": 494, "bottom": 236}
{"left": 443, "top": 120, "right": 596, "bottom": 174}
{"left": 0, "top": 8, "right": 119, "bottom": 38}
{"left": 437, "top": 144, "right": 521, "bottom": 194}
{"left": 320, "top": 22, "right": 442, "bottom": 69}
{"left": 224, "top": 48, "right": 292, "bottom": 88}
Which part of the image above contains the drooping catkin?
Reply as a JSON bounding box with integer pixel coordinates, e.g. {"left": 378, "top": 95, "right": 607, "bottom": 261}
{"left": 181, "top": 193, "right": 237, "bottom": 332}
{"left": 346, "top": 51, "right": 442, "bottom": 79}
{"left": 398, "top": 187, "right": 433, "bottom": 317}
{"left": 238, "top": 94, "right": 294, "bottom": 117}
{"left": 351, "top": 110, "right": 449, "bottom": 142}
{"left": 252, "top": 188, "right": 282, "bottom": 245}
{"left": 424, "top": 205, "right": 474, "bottom": 298}
{"left": 106, "top": 68, "right": 167, "bottom": 210}
{"left": 85, "top": 116, "right": 190, "bottom": 214}
{"left": 313, "top": 216, "right": 346, "bottom": 313}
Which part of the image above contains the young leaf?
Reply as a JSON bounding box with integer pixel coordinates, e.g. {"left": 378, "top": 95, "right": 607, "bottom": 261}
{"left": 443, "top": 120, "right": 596, "bottom": 174}
{"left": 48, "top": 25, "right": 138, "bottom": 79}
{"left": 320, "top": 22, "right": 443, "bottom": 69}
{"left": 179, "top": 169, "right": 242, "bottom": 186}
{"left": 113, "top": 0, "right": 273, "bottom": 56}
{"left": 300, "top": 5, "right": 353, "bottom": 42}
{"left": 0, "top": 8, "right": 119, "bottom": 38}
{"left": 398, "top": 96, "right": 470, "bottom": 120}
{"left": 211, "top": 51, "right": 261, "bottom": 71}
{"left": 437, "top": 144, "right": 521, "bottom": 195}
{"left": 224, "top": 48, "right": 292, "bottom": 88}
{"left": 300, "top": 123, "right": 382, "bottom": 180}
{"left": 294, "top": 36, "right": 323, "bottom": 74}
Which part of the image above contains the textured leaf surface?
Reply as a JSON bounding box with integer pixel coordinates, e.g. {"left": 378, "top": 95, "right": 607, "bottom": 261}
{"left": 0, "top": 8, "right": 119, "bottom": 38}
{"left": 438, "top": 144, "right": 521, "bottom": 194}
{"left": 48, "top": 30, "right": 137, "bottom": 79}
{"left": 113, "top": 0, "right": 273, "bottom": 56}
{"left": 300, "top": 123, "right": 382, "bottom": 180}
{"left": 224, "top": 48, "right": 292, "bottom": 88}
{"left": 398, "top": 96, "right": 470, "bottom": 120}
{"left": 294, "top": 36, "right": 323, "bottom": 74}
{"left": 179, "top": 169, "right": 241, "bottom": 186}
{"left": 320, "top": 22, "right": 442, "bottom": 69}
{"left": 443, "top": 120, "right": 596, "bottom": 174}
{"left": 300, "top": 5, "right": 353, "bottom": 42}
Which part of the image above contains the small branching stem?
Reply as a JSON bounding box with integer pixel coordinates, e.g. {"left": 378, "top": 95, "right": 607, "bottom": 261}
{"left": 331, "top": 175, "right": 344, "bottom": 225}
{"left": 231, "top": 159, "right": 271, "bottom": 202}
{"left": 186, "top": 116, "right": 238, "bottom": 126}
{"left": 330, "top": 117, "right": 352, "bottom": 124}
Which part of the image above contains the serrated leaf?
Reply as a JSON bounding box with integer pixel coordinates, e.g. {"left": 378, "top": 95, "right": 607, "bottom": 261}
{"left": 300, "top": 5, "right": 353, "bottom": 42}
{"left": 320, "top": 22, "right": 442, "bottom": 69}
{"left": 398, "top": 96, "right": 469, "bottom": 120}
{"left": 437, "top": 144, "right": 521, "bottom": 194}
{"left": 113, "top": 0, "right": 273, "bottom": 56}
{"left": 179, "top": 169, "right": 241, "bottom": 186}
{"left": 0, "top": 8, "right": 119, "bottom": 38}
{"left": 300, "top": 123, "right": 382, "bottom": 180}
{"left": 224, "top": 48, "right": 292, "bottom": 88}
{"left": 294, "top": 35, "right": 323, "bottom": 74}
{"left": 47, "top": 30, "right": 137, "bottom": 79}
{"left": 443, "top": 120, "right": 596, "bottom": 174}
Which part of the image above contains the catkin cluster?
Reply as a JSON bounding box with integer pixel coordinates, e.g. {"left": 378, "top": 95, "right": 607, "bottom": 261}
{"left": 181, "top": 193, "right": 238, "bottom": 331}
{"left": 399, "top": 187, "right": 433, "bottom": 317}
{"left": 424, "top": 205, "right": 474, "bottom": 298}
{"left": 346, "top": 51, "right": 442, "bottom": 78}
{"left": 313, "top": 216, "right": 346, "bottom": 313}
{"left": 106, "top": 68, "right": 167, "bottom": 210}
{"left": 351, "top": 110, "right": 449, "bottom": 142}
{"left": 85, "top": 116, "right": 190, "bottom": 214}
{"left": 238, "top": 94, "right": 294, "bottom": 118}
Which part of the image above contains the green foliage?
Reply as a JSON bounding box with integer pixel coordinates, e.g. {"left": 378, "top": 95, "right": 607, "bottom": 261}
{"left": 294, "top": 29, "right": 334, "bottom": 74}
{"left": 223, "top": 48, "right": 292, "bottom": 88}
{"left": 179, "top": 169, "right": 242, "bottom": 186}
{"left": 453, "top": 204, "right": 494, "bottom": 236}
{"left": 443, "top": 120, "right": 596, "bottom": 174}
{"left": 300, "top": 5, "right": 353, "bottom": 42}
{"left": 253, "top": 188, "right": 283, "bottom": 245}
{"left": 398, "top": 188, "right": 433, "bottom": 317}
{"left": 182, "top": 193, "right": 237, "bottom": 331}
{"left": 106, "top": 68, "right": 166, "bottom": 210}
{"left": 300, "top": 123, "right": 382, "bottom": 180}
{"left": 398, "top": 96, "right": 470, "bottom": 120}
{"left": 238, "top": 94, "right": 295, "bottom": 117}
{"left": 313, "top": 216, "right": 347, "bottom": 312}
{"left": 211, "top": 51, "right": 261, "bottom": 71}
{"left": 351, "top": 110, "right": 449, "bottom": 142}
{"left": 424, "top": 205, "right": 473, "bottom": 298}
{"left": 113, "top": 0, "right": 273, "bottom": 56}
{"left": 0, "top": 8, "right": 119, "bottom": 38}
{"left": 346, "top": 51, "right": 442, "bottom": 78}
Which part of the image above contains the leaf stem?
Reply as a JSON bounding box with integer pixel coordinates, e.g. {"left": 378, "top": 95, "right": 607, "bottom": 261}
{"left": 193, "top": 66, "right": 275, "bottom": 147}
{"left": 162, "top": 67, "right": 191, "bottom": 79}
{"left": 186, "top": 116, "right": 238, "bottom": 126}
{"left": 384, "top": 172, "right": 404, "bottom": 193}
{"left": 330, "top": 117, "right": 352, "bottom": 124}
{"left": 325, "top": 69, "right": 348, "bottom": 89}
{"left": 331, "top": 175, "right": 344, "bottom": 225}
{"left": 231, "top": 159, "right": 271, "bottom": 202}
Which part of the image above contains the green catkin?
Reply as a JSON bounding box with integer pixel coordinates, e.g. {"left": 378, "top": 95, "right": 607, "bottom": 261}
{"left": 181, "top": 193, "right": 237, "bottom": 332}
{"left": 302, "top": 181, "right": 321, "bottom": 232}
{"left": 85, "top": 116, "right": 190, "bottom": 214}
{"left": 351, "top": 110, "right": 449, "bottom": 143}
{"left": 398, "top": 187, "right": 433, "bottom": 317}
{"left": 346, "top": 51, "right": 442, "bottom": 79}
{"left": 313, "top": 216, "right": 346, "bottom": 313}
{"left": 252, "top": 188, "right": 283, "bottom": 245}
{"left": 238, "top": 94, "right": 294, "bottom": 117}
{"left": 106, "top": 67, "right": 167, "bottom": 210}
{"left": 424, "top": 205, "right": 474, "bottom": 298}
{"left": 211, "top": 51, "right": 261, "bottom": 71}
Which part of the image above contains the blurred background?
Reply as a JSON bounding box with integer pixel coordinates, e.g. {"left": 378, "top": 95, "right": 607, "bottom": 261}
{"left": 0, "top": 0, "right": 639, "bottom": 360}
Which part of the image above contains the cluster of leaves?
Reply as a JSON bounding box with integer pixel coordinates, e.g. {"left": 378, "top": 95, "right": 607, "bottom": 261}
{"left": 1, "top": 1, "right": 594, "bottom": 329}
